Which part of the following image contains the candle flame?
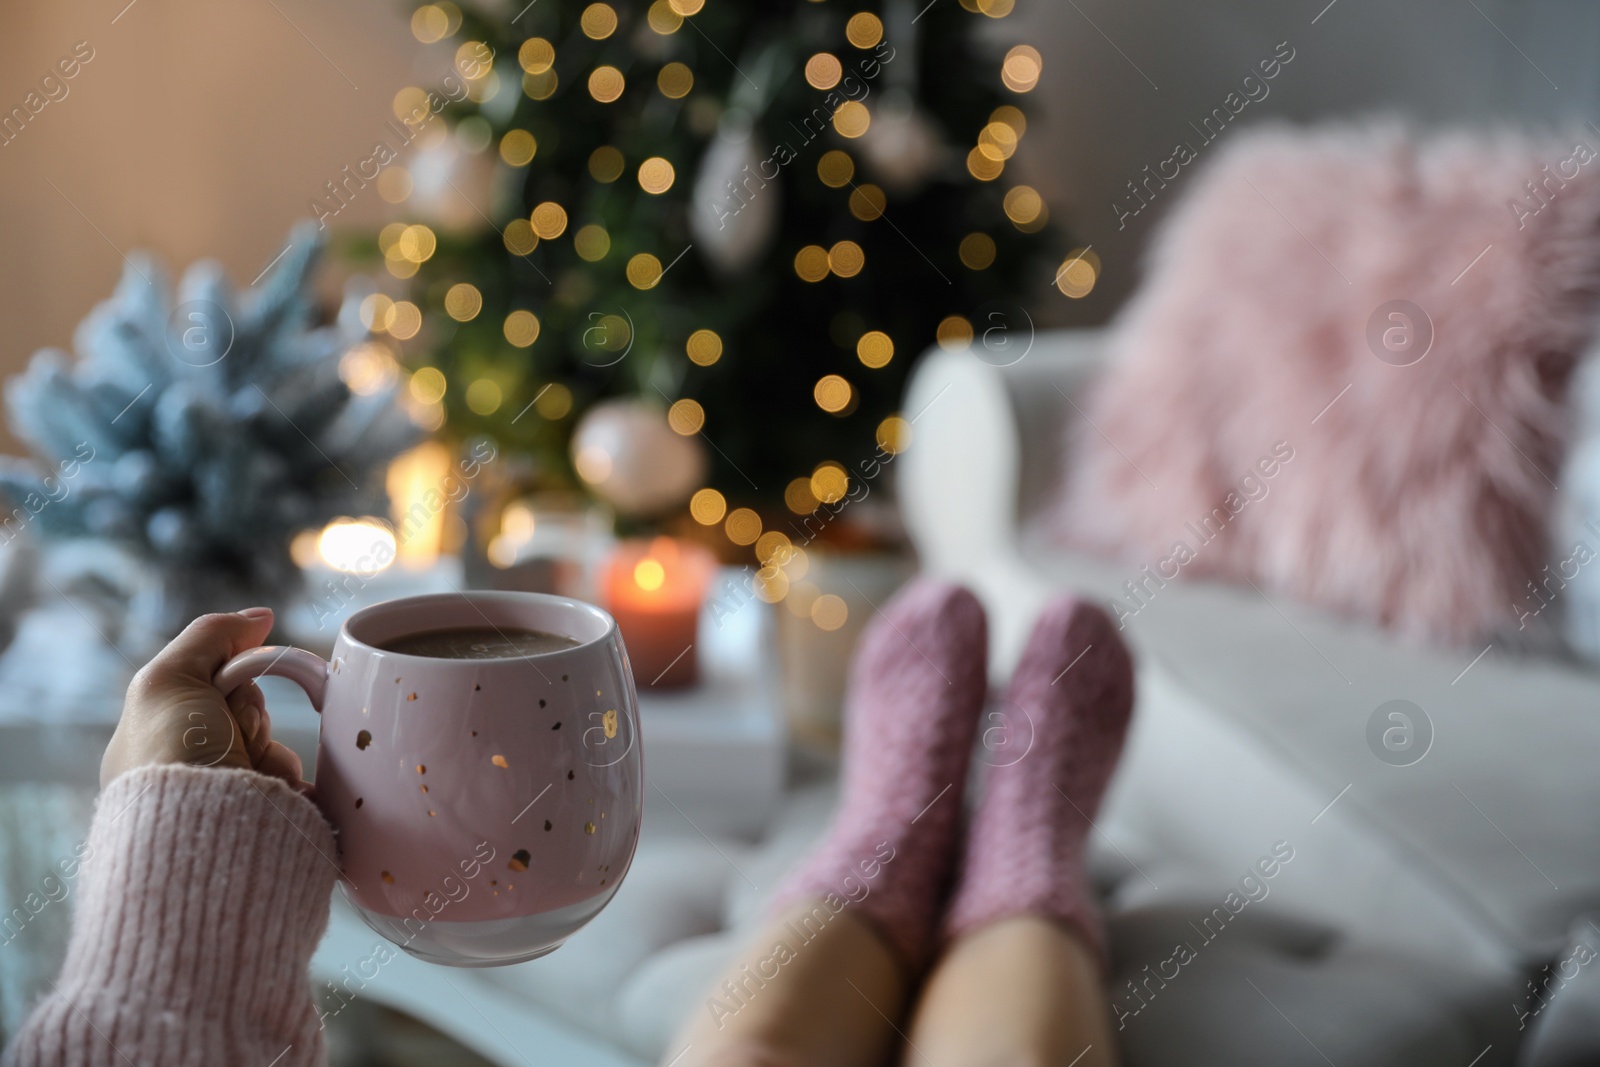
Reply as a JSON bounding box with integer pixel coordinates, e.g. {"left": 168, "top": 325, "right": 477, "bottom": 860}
{"left": 633, "top": 558, "right": 666, "bottom": 592}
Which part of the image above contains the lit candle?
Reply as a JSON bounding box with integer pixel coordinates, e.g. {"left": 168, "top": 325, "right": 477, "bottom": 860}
{"left": 601, "top": 537, "right": 715, "bottom": 689}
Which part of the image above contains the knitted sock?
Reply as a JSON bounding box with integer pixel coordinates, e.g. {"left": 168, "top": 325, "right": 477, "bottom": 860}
{"left": 768, "top": 578, "right": 987, "bottom": 973}
{"left": 942, "top": 596, "right": 1134, "bottom": 965}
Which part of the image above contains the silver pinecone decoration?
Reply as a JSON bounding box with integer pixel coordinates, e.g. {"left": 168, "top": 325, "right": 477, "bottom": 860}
{"left": 0, "top": 222, "right": 417, "bottom": 641}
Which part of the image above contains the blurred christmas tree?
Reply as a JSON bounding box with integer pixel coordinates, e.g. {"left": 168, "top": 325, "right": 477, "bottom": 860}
{"left": 370, "top": 0, "right": 1072, "bottom": 522}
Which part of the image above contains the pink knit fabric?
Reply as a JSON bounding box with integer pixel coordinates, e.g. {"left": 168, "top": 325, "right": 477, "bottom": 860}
{"left": 2, "top": 764, "right": 336, "bottom": 1067}
{"left": 768, "top": 579, "right": 987, "bottom": 973}
{"left": 1060, "top": 124, "right": 1600, "bottom": 644}
{"left": 942, "top": 597, "right": 1133, "bottom": 966}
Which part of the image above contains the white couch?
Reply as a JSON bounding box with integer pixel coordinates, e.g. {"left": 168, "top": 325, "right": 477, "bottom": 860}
{"left": 324, "top": 329, "right": 1600, "bottom": 1066}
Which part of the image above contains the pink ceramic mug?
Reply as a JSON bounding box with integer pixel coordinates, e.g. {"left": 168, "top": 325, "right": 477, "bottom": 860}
{"left": 213, "top": 591, "right": 643, "bottom": 967}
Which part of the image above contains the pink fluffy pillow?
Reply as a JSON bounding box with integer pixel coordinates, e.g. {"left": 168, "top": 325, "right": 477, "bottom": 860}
{"left": 1060, "top": 124, "right": 1600, "bottom": 644}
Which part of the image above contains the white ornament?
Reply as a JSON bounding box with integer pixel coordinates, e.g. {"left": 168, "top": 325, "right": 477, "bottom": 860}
{"left": 857, "top": 90, "right": 946, "bottom": 192}
{"left": 571, "top": 399, "right": 708, "bottom": 518}
{"left": 405, "top": 134, "right": 498, "bottom": 231}
{"left": 691, "top": 112, "right": 779, "bottom": 274}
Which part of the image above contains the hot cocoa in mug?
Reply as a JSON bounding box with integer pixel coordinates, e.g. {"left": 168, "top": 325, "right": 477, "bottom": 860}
{"left": 214, "top": 591, "right": 643, "bottom": 967}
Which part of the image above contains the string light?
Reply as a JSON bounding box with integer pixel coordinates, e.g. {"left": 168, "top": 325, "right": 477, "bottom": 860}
{"left": 959, "top": 233, "right": 996, "bottom": 270}
{"left": 340, "top": 342, "right": 399, "bottom": 396}
{"left": 499, "top": 129, "right": 537, "bottom": 166}
{"left": 966, "top": 147, "right": 1004, "bottom": 181}
{"left": 848, "top": 184, "right": 885, "bottom": 221}
{"left": 398, "top": 225, "right": 437, "bottom": 263}
{"left": 845, "top": 12, "right": 884, "bottom": 48}
{"left": 668, "top": 398, "right": 705, "bottom": 434}
{"left": 833, "top": 100, "right": 870, "bottom": 138}
{"left": 535, "top": 382, "right": 573, "bottom": 419}
{"left": 589, "top": 146, "right": 625, "bottom": 182}
{"left": 627, "top": 253, "right": 663, "bottom": 289}
{"left": 519, "top": 38, "right": 555, "bottom": 74}
{"left": 806, "top": 53, "right": 842, "bottom": 90}
{"left": 503, "top": 219, "right": 538, "bottom": 255}
{"left": 1056, "top": 248, "right": 1099, "bottom": 298}
{"left": 814, "top": 375, "right": 853, "bottom": 414}
{"left": 856, "top": 331, "right": 893, "bottom": 368}
{"left": 1003, "top": 186, "right": 1043, "bottom": 225}
{"left": 377, "top": 167, "right": 412, "bottom": 203}
{"left": 466, "top": 379, "right": 503, "bottom": 415}
{"left": 690, "top": 488, "right": 726, "bottom": 525}
{"left": 977, "top": 0, "right": 1014, "bottom": 15}
{"left": 1002, "top": 45, "right": 1042, "bottom": 92}
{"left": 647, "top": 0, "right": 682, "bottom": 33}
{"left": 503, "top": 310, "right": 540, "bottom": 347}
{"left": 785, "top": 477, "right": 819, "bottom": 514}
{"left": 411, "top": 5, "right": 449, "bottom": 42}
{"left": 589, "top": 66, "right": 625, "bottom": 103}
{"left": 936, "top": 315, "right": 974, "bottom": 350}
{"left": 828, "top": 240, "right": 865, "bottom": 277}
{"left": 638, "top": 156, "right": 676, "bottom": 194}
{"left": 658, "top": 62, "right": 694, "bottom": 98}
{"left": 580, "top": 3, "right": 619, "bottom": 39}
{"left": 990, "top": 105, "right": 1026, "bottom": 136}
{"left": 444, "top": 283, "right": 482, "bottom": 321}
{"left": 811, "top": 462, "right": 848, "bottom": 504}
{"left": 531, "top": 202, "right": 568, "bottom": 239}
{"left": 876, "top": 415, "right": 911, "bottom": 453}
{"left": 389, "top": 301, "right": 424, "bottom": 339}
{"left": 668, "top": 0, "right": 705, "bottom": 14}
{"left": 523, "top": 70, "right": 559, "bottom": 100}
{"left": 817, "top": 150, "right": 855, "bottom": 188}
{"left": 456, "top": 41, "right": 492, "bottom": 78}
{"left": 410, "top": 367, "right": 447, "bottom": 404}
{"left": 978, "top": 122, "right": 1018, "bottom": 160}
{"left": 794, "top": 245, "right": 830, "bottom": 282}
{"left": 686, "top": 328, "right": 723, "bottom": 365}
{"left": 574, "top": 224, "right": 611, "bottom": 261}
{"left": 811, "top": 594, "right": 848, "bottom": 631}
{"left": 361, "top": 293, "right": 396, "bottom": 332}
{"left": 725, "top": 507, "right": 762, "bottom": 545}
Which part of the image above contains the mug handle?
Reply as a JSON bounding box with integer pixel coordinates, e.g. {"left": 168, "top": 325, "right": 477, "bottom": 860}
{"left": 214, "top": 646, "right": 331, "bottom": 713}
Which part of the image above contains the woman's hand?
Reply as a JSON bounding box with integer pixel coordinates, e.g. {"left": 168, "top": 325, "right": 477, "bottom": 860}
{"left": 101, "top": 607, "right": 307, "bottom": 790}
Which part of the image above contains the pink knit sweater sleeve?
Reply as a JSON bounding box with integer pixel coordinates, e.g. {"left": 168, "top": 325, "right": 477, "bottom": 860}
{"left": 2, "top": 763, "right": 338, "bottom": 1067}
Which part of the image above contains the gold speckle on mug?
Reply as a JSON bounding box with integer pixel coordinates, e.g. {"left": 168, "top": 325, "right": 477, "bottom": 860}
{"left": 562, "top": 674, "right": 569, "bottom": 682}
{"left": 381, "top": 871, "right": 395, "bottom": 884}
{"left": 602, "top": 709, "right": 618, "bottom": 739}
{"left": 356, "top": 730, "right": 372, "bottom": 750}
{"left": 395, "top": 677, "right": 401, "bottom": 684}
{"left": 489, "top": 879, "right": 497, "bottom": 886}
{"left": 552, "top": 722, "right": 562, "bottom": 731}
{"left": 474, "top": 684, "right": 481, "bottom": 691}
{"left": 567, "top": 770, "right": 575, "bottom": 780}
{"left": 544, "top": 820, "right": 553, "bottom": 831}
{"left": 539, "top": 699, "right": 547, "bottom": 708}
{"left": 595, "top": 689, "right": 601, "bottom": 697}
{"left": 428, "top": 810, "right": 436, "bottom": 817}
{"left": 509, "top": 850, "right": 530, "bottom": 871}
{"left": 584, "top": 821, "right": 596, "bottom": 835}
{"left": 416, "top": 764, "right": 426, "bottom": 774}
{"left": 492, "top": 754, "right": 509, "bottom": 768}
{"left": 471, "top": 730, "right": 478, "bottom": 737}
{"left": 407, "top": 693, "right": 418, "bottom": 702}
{"left": 355, "top": 798, "right": 364, "bottom": 809}
{"left": 420, "top": 785, "right": 429, "bottom": 794}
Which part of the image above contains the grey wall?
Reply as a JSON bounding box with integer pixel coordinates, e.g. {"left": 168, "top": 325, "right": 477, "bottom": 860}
{"left": 1003, "top": 0, "right": 1600, "bottom": 324}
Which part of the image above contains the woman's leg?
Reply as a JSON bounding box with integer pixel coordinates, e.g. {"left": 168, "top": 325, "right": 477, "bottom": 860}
{"left": 904, "top": 917, "right": 1115, "bottom": 1067}
{"left": 665, "top": 580, "right": 990, "bottom": 1067}
{"left": 669, "top": 902, "right": 909, "bottom": 1067}
{"left": 907, "top": 597, "right": 1135, "bottom": 1067}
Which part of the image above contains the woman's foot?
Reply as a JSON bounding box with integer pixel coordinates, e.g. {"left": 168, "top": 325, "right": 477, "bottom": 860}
{"left": 769, "top": 579, "right": 988, "bottom": 972}
{"left": 941, "top": 596, "right": 1134, "bottom": 964}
